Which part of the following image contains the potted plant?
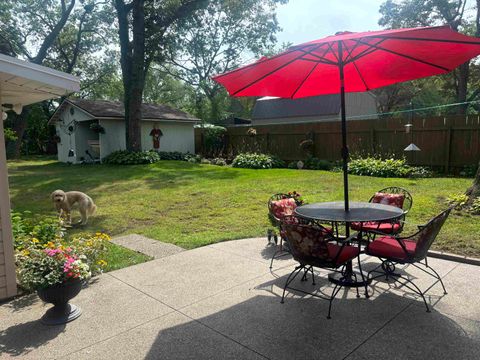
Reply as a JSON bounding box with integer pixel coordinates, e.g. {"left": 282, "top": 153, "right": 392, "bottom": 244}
{"left": 16, "top": 245, "right": 91, "bottom": 325}
{"left": 13, "top": 213, "right": 110, "bottom": 326}
{"left": 89, "top": 122, "right": 105, "bottom": 134}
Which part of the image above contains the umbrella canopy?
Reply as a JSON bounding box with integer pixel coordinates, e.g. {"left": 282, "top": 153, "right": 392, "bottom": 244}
{"left": 212, "top": 25, "right": 480, "bottom": 214}
{"left": 213, "top": 26, "right": 480, "bottom": 98}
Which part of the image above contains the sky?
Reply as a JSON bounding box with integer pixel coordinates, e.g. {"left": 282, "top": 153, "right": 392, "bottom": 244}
{"left": 275, "top": 0, "right": 386, "bottom": 45}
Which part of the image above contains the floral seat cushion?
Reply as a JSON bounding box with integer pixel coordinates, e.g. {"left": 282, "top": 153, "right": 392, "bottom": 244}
{"left": 283, "top": 222, "right": 359, "bottom": 266}
{"left": 372, "top": 192, "right": 405, "bottom": 209}
{"left": 270, "top": 198, "right": 297, "bottom": 220}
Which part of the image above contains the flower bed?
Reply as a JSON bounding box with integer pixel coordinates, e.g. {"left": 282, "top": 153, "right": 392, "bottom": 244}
{"left": 13, "top": 212, "right": 110, "bottom": 291}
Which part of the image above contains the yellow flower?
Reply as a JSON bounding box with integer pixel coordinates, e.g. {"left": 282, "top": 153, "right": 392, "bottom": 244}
{"left": 21, "top": 249, "right": 30, "bottom": 256}
{"left": 45, "top": 241, "right": 55, "bottom": 249}
{"left": 86, "top": 241, "right": 93, "bottom": 247}
{"left": 31, "top": 238, "right": 39, "bottom": 244}
{"left": 95, "top": 232, "right": 101, "bottom": 236}
{"left": 97, "top": 259, "right": 107, "bottom": 267}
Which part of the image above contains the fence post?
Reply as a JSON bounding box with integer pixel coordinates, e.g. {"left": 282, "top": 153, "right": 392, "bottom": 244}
{"left": 370, "top": 128, "right": 376, "bottom": 154}
{"left": 444, "top": 127, "right": 452, "bottom": 174}
{"left": 266, "top": 132, "right": 270, "bottom": 153}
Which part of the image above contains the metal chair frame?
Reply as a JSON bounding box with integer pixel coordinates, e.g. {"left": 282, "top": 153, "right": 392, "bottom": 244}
{"left": 267, "top": 193, "right": 298, "bottom": 269}
{"left": 280, "top": 217, "right": 367, "bottom": 319}
{"left": 366, "top": 208, "right": 451, "bottom": 312}
{"left": 367, "top": 186, "right": 413, "bottom": 235}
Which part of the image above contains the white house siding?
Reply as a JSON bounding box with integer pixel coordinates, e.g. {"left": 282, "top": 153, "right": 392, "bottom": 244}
{"left": 97, "top": 119, "right": 195, "bottom": 159}
{"left": 98, "top": 119, "right": 126, "bottom": 159}
{"left": 141, "top": 121, "right": 195, "bottom": 153}
{"left": 55, "top": 103, "right": 93, "bottom": 163}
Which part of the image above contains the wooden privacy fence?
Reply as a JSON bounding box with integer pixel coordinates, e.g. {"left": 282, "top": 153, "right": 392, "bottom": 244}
{"left": 195, "top": 115, "right": 480, "bottom": 172}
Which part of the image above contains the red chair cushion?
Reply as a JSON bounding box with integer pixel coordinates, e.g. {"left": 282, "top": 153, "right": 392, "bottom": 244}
{"left": 327, "top": 243, "right": 360, "bottom": 265}
{"left": 367, "top": 236, "right": 416, "bottom": 261}
{"left": 270, "top": 198, "right": 297, "bottom": 219}
{"left": 372, "top": 192, "right": 405, "bottom": 209}
{"left": 350, "top": 221, "right": 402, "bottom": 234}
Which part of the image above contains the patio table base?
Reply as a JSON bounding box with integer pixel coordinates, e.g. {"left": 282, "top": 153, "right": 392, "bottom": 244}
{"left": 328, "top": 272, "right": 371, "bottom": 288}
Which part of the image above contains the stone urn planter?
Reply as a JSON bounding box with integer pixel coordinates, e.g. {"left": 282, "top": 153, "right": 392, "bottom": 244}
{"left": 37, "top": 280, "right": 83, "bottom": 325}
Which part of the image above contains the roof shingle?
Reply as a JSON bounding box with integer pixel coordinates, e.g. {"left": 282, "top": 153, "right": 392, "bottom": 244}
{"left": 51, "top": 98, "right": 199, "bottom": 123}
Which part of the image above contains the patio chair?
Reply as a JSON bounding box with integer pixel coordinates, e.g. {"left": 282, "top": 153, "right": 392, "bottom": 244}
{"left": 268, "top": 193, "right": 299, "bottom": 269}
{"left": 365, "top": 208, "right": 452, "bottom": 312}
{"left": 350, "top": 187, "right": 413, "bottom": 235}
{"left": 280, "top": 215, "right": 365, "bottom": 319}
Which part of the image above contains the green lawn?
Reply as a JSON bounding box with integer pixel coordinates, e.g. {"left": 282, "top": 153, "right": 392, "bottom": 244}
{"left": 7, "top": 157, "right": 480, "bottom": 260}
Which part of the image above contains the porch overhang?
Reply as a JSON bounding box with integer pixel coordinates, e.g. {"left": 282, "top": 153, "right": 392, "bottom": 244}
{"left": 0, "top": 53, "right": 80, "bottom": 300}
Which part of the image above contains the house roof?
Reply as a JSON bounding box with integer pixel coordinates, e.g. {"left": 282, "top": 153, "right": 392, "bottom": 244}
{"left": 252, "top": 94, "right": 341, "bottom": 120}
{"left": 50, "top": 98, "right": 199, "bottom": 123}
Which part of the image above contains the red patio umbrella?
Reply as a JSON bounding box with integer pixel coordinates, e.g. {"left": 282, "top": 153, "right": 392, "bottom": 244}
{"left": 213, "top": 25, "right": 480, "bottom": 215}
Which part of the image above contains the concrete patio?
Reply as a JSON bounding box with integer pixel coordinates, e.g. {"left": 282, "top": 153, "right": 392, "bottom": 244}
{"left": 1, "top": 237, "right": 479, "bottom": 359}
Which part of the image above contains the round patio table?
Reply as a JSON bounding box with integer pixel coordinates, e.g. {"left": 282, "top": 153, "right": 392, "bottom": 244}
{"left": 294, "top": 201, "right": 404, "bottom": 287}
{"left": 295, "top": 201, "right": 404, "bottom": 223}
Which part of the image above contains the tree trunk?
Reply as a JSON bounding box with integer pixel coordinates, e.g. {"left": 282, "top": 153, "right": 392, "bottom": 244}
{"left": 126, "top": 0, "right": 145, "bottom": 151}
{"left": 115, "top": 0, "right": 145, "bottom": 152}
{"left": 466, "top": 161, "right": 480, "bottom": 204}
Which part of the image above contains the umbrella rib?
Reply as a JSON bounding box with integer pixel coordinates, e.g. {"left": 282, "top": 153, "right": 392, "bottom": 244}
{"left": 354, "top": 39, "right": 450, "bottom": 71}
{"left": 230, "top": 43, "right": 325, "bottom": 96}
{"left": 344, "top": 39, "right": 387, "bottom": 64}
{"left": 299, "top": 57, "right": 336, "bottom": 65}
{"left": 297, "top": 45, "right": 337, "bottom": 65}
{"left": 370, "top": 35, "right": 480, "bottom": 45}
{"left": 343, "top": 40, "right": 361, "bottom": 63}
{"left": 290, "top": 62, "right": 319, "bottom": 99}
{"left": 343, "top": 43, "right": 370, "bottom": 91}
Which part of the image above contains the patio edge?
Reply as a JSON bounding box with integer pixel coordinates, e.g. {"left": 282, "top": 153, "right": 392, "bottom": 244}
{"left": 427, "top": 250, "right": 480, "bottom": 266}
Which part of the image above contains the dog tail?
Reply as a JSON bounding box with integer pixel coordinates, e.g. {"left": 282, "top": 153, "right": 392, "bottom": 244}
{"left": 89, "top": 201, "right": 97, "bottom": 215}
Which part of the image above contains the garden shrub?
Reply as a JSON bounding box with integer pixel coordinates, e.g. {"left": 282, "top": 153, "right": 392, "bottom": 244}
{"left": 103, "top": 150, "right": 160, "bottom": 165}
{"left": 184, "top": 153, "right": 201, "bottom": 163}
{"left": 103, "top": 150, "right": 203, "bottom": 165}
{"left": 470, "top": 197, "right": 480, "bottom": 214}
{"left": 11, "top": 212, "right": 64, "bottom": 251}
{"left": 211, "top": 158, "right": 227, "bottom": 166}
{"left": 157, "top": 151, "right": 186, "bottom": 161}
{"left": 446, "top": 193, "right": 469, "bottom": 210}
{"left": 199, "top": 124, "right": 226, "bottom": 157}
{"left": 304, "top": 156, "right": 331, "bottom": 170}
{"left": 349, "top": 157, "right": 410, "bottom": 177}
{"left": 287, "top": 161, "right": 298, "bottom": 169}
{"left": 232, "top": 153, "right": 285, "bottom": 169}
{"left": 460, "top": 164, "right": 478, "bottom": 177}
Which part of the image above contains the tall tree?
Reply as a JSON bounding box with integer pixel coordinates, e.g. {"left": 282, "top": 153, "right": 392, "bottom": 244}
{"left": 159, "top": 0, "right": 287, "bottom": 123}
{"left": 0, "top": 0, "right": 76, "bottom": 156}
{"left": 0, "top": 0, "right": 113, "bottom": 156}
{"left": 378, "top": 0, "right": 479, "bottom": 115}
{"left": 113, "top": 0, "right": 207, "bottom": 151}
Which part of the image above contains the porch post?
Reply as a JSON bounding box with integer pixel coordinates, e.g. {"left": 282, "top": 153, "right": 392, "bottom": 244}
{"left": 0, "top": 91, "right": 17, "bottom": 300}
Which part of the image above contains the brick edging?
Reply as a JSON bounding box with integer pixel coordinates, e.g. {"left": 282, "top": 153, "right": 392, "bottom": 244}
{"left": 427, "top": 250, "right": 480, "bottom": 266}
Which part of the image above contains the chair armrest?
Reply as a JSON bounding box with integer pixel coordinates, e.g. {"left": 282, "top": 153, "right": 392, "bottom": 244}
{"left": 363, "top": 229, "right": 392, "bottom": 238}
{"left": 336, "top": 235, "right": 358, "bottom": 244}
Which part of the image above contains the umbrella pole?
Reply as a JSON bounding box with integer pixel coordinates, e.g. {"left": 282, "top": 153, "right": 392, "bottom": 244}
{"left": 338, "top": 41, "right": 349, "bottom": 215}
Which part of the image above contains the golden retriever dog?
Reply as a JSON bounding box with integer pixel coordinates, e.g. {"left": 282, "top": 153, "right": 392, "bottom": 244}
{"left": 51, "top": 190, "right": 97, "bottom": 225}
